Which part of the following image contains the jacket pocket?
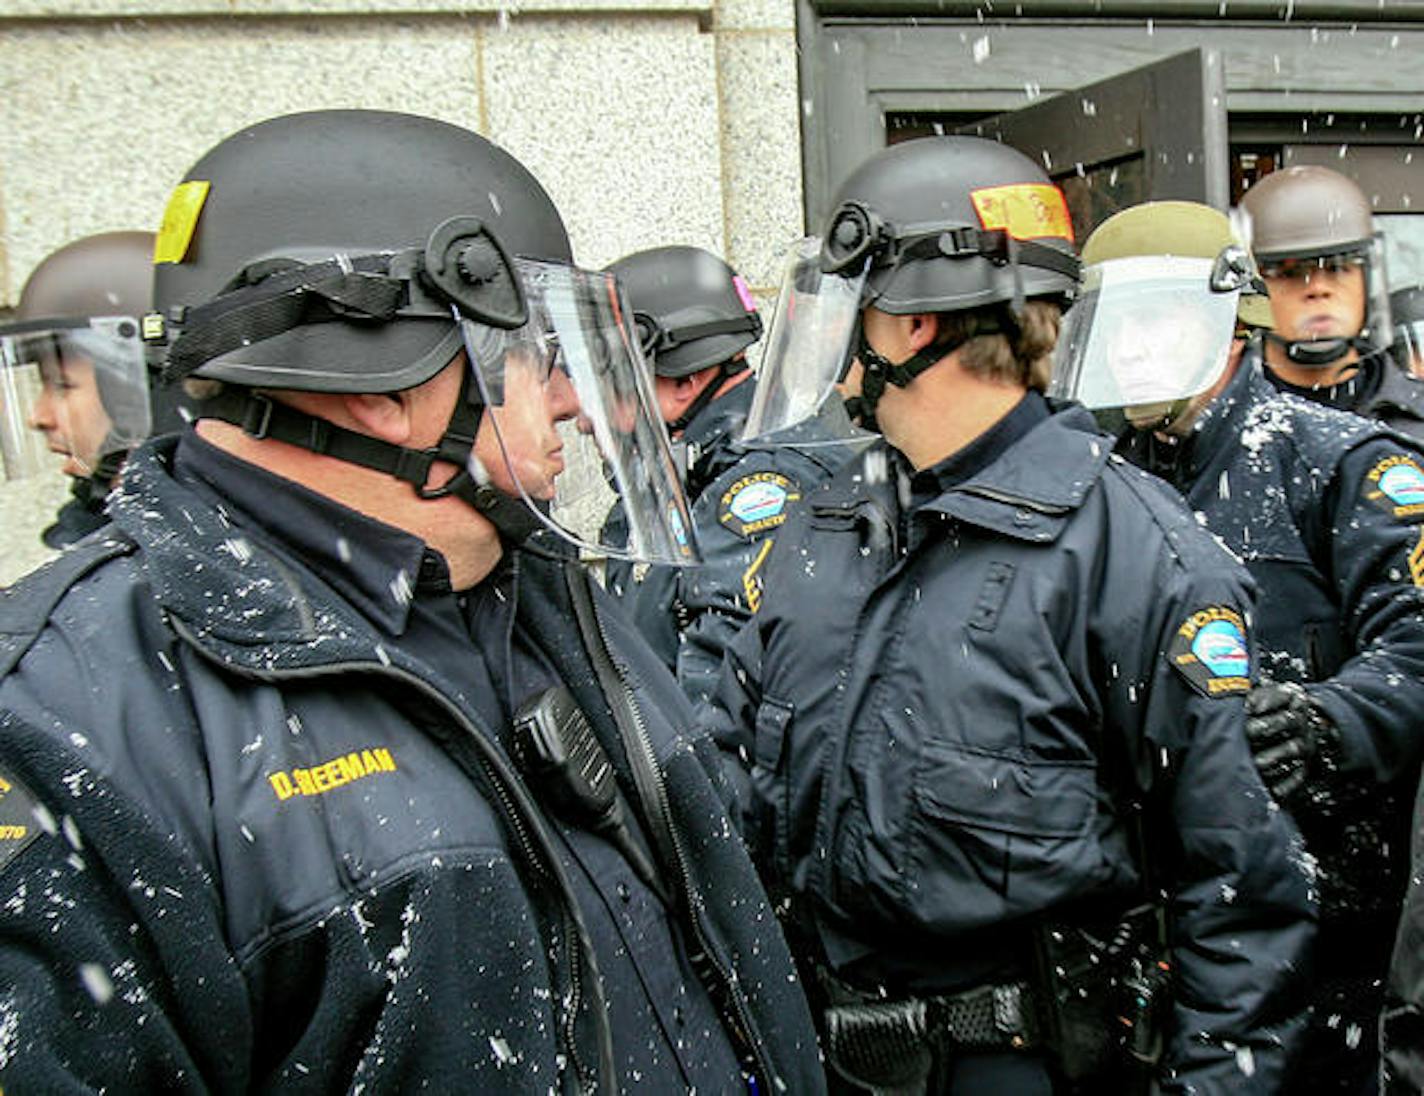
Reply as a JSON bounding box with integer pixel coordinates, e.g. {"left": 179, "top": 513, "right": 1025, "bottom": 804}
{"left": 910, "top": 741, "right": 1098, "bottom": 919}
{"left": 1304, "top": 620, "right": 1347, "bottom": 680}
{"left": 750, "top": 696, "right": 794, "bottom": 878}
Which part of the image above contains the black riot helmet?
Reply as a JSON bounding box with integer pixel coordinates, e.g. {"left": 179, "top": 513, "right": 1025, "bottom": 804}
{"left": 145, "top": 110, "right": 698, "bottom": 565}
{"left": 819, "top": 136, "right": 1079, "bottom": 315}
{"left": 605, "top": 246, "right": 762, "bottom": 379}
{"left": 151, "top": 109, "right": 571, "bottom": 393}
{"left": 746, "top": 136, "right": 1079, "bottom": 438}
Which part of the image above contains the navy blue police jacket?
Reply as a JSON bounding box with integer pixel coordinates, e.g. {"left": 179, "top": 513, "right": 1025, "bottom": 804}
{"left": 1151, "top": 351, "right": 1424, "bottom": 787}
{"left": 0, "top": 432, "right": 824, "bottom": 1094}
{"left": 608, "top": 380, "right": 860, "bottom": 706}
{"left": 703, "top": 395, "right": 1315, "bottom": 1093}
{"left": 1266, "top": 345, "right": 1424, "bottom": 446}
{"left": 1131, "top": 353, "right": 1424, "bottom": 936}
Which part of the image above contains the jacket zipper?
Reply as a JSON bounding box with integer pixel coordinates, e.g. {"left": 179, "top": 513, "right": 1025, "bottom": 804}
{"left": 172, "top": 623, "right": 613, "bottom": 1095}
{"left": 579, "top": 585, "right": 780, "bottom": 1091}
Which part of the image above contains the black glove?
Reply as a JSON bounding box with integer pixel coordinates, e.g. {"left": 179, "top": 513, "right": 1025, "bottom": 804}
{"left": 1244, "top": 682, "right": 1338, "bottom": 802}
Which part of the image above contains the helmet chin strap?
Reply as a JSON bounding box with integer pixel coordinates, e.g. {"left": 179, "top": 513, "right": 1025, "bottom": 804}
{"left": 1265, "top": 330, "right": 1374, "bottom": 368}
{"left": 200, "top": 364, "right": 544, "bottom": 544}
{"left": 667, "top": 357, "right": 748, "bottom": 435}
{"left": 850, "top": 310, "right": 1011, "bottom": 431}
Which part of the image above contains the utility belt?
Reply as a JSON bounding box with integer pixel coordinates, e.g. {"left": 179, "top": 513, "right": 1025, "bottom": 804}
{"left": 820, "top": 973, "right": 1042, "bottom": 1091}
{"left": 815, "top": 904, "right": 1170, "bottom": 1094}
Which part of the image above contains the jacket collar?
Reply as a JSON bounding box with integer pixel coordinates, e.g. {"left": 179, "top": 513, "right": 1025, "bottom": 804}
{"left": 817, "top": 403, "right": 1111, "bottom": 544}
{"left": 683, "top": 380, "right": 756, "bottom": 496}
{"left": 912, "top": 401, "right": 1114, "bottom": 542}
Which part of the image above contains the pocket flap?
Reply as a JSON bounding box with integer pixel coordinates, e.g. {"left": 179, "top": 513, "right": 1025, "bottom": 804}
{"left": 917, "top": 741, "right": 1095, "bottom": 839}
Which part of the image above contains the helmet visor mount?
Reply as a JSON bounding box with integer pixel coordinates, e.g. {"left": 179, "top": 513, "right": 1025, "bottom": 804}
{"left": 741, "top": 236, "right": 872, "bottom": 446}
{"left": 460, "top": 259, "right": 699, "bottom": 566}
{"left": 0, "top": 316, "right": 151, "bottom": 481}
{"left": 1049, "top": 254, "right": 1244, "bottom": 435}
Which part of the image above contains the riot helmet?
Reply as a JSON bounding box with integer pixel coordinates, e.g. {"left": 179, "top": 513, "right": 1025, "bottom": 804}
{"left": 607, "top": 245, "right": 761, "bottom": 437}
{"left": 1391, "top": 285, "right": 1424, "bottom": 378}
{"left": 1, "top": 231, "right": 155, "bottom": 482}
{"left": 745, "top": 136, "right": 1079, "bottom": 439}
{"left": 1240, "top": 165, "right": 1392, "bottom": 368}
{"left": 1051, "top": 201, "right": 1256, "bottom": 436}
{"left": 608, "top": 246, "right": 762, "bottom": 380}
{"left": 147, "top": 110, "right": 695, "bottom": 565}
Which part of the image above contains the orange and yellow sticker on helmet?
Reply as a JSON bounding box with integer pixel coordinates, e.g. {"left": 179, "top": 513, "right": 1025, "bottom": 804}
{"left": 153, "top": 180, "right": 212, "bottom": 265}
{"left": 969, "top": 183, "right": 1074, "bottom": 243}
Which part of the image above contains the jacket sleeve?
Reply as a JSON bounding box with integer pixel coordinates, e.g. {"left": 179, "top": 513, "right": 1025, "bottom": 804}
{"left": 1126, "top": 563, "right": 1315, "bottom": 1094}
{"left": 1308, "top": 438, "right": 1424, "bottom": 785}
{"left": 0, "top": 712, "right": 252, "bottom": 1094}
{"left": 675, "top": 461, "right": 794, "bottom": 709}
{"left": 693, "top": 607, "right": 768, "bottom": 835}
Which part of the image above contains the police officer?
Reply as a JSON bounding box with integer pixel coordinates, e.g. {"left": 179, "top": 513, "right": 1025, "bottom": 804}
{"left": 704, "top": 137, "right": 1314, "bottom": 1093}
{"left": 603, "top": 244, "right": 862, "bottom": 704}
{"left": 0, "top": 231, "right": 170, "bottom": 546}
{"left": 1060, "top": 199, "right": 1424, "bottom": 1093}
{"left": 1242, "top": 165, "right": 1424, "bottom": 440}
{"left": 1391, "top": 284, "right": 1424, "bottom": 378}
{"left": 0, "top": 110, "right": 823, "bottom": 1093}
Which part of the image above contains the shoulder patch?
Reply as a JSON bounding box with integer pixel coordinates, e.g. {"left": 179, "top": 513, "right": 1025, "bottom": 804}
{"left": 0, "top": 770, "right": 43, "bottom": 873}
{"left": 718, "top": 472, "right": 801, "bottom": 540}
{"left": 1169, "top": 605, "right": 1251, "bottom": 698}
{"left": 1364, "top": 454, "right": 1424, "bottom": 520}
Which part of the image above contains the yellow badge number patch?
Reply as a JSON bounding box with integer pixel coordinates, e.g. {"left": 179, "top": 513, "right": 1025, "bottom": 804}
{"left": 153, "top": 180, "right": 212, "bottom": 265}
{"left": 970, "top": 183, "right": 1074, "bottom": 243}
{"left": 0, "top": 770, "right": 42, "bottom": 873}
{"left": 1168, "top": 605, "right": 1251, "bottom": 698}
{"left": 1364, "top": 454, "right": 1424, "bottom": 520}
{"left": 718, "top": 472, "right": 800, "bottom": 541}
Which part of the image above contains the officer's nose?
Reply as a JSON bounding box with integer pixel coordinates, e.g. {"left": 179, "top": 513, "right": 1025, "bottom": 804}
{"left": 28, "top": 385, "right": 57, "bottom": 432}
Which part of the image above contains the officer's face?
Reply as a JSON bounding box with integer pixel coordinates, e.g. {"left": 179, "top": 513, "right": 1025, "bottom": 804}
{"left": 27, "top": 354, "right": 113, "bottom": 479}
{"left": 1262, "top": 255, "right": 1368, "bottom": 342}
{"left": 473, "top": 350, "right": 581, "bottom": 501}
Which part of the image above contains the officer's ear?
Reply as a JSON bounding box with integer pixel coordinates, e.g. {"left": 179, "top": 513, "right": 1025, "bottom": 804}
{"left": 906, "top": 312, "right": 940, "bottom": 353}
{"left": 343, "top": 391, "right": 415, "bottom": 445}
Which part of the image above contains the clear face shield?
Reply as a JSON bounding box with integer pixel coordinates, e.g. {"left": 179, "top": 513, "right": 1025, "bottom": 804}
{"left": 458, "top": 259, "right": 698, "bottom": 565}
{"left": 1049, "top": 253, "right": 1246, "bottom": 436}
{"left": 1396, "top": 317, "right": 1424, "bottom": 378}
{"left": 741, "top": 236, "right": 872, "bottom": 446}
{"left": 0, "top": 316, "right": 152, "bottom": 481}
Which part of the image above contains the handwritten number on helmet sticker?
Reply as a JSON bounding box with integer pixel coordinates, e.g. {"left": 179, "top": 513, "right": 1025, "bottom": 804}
{"left": 1169, "top": 605, "right": 1251, "bottom": 698}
